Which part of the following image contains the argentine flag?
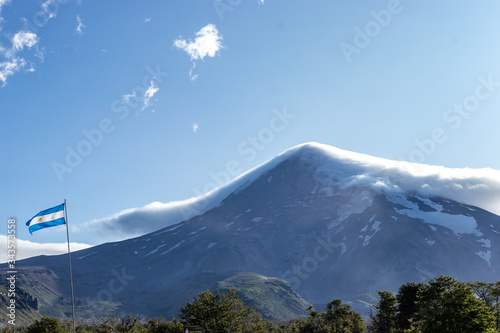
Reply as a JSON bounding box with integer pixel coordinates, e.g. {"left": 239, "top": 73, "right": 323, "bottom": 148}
{"left": 26, "top": 203, "right": 66, "bottom": 234}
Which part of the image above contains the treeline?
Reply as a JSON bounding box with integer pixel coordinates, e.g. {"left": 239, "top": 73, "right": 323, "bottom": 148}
{"left": 3, "top": 276, "right": 500, "bottom": 333}
{"left": 369, "top": 276, "right": 500, "bottom": 333}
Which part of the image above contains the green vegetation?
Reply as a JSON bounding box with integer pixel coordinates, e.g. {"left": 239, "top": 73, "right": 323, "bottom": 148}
{"left": 368, "top": 276, "right": 499, "bottom": 333}
{"left": 179, "top": 288, "right": 268, "bottom": 332}
{"left": 2, "top": 276, "right": 500, "bottom": 333}
{"left": 0, "top": 282, "right": 41, "bottom": 324}
{"left": 217, "top": 272, "right": 311, "bottom": 321}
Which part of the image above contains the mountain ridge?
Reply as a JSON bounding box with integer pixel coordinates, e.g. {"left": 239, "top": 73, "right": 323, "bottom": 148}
{"left": 81, "top": 142, "right": 500, "bottom": 243}
{"left": 2, "top": 142, "right": 499, "bottom": 323}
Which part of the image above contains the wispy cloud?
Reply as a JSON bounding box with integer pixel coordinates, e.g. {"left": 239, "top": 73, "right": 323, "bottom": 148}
{"left": 0, "top": 235, "right": 92, "bottom": 263}
{"left": 143, "top": 79, "right": 159, "bottom": 111}
{"left": 75, "top": 143, "right": 500, "bottom": 243}
{"left": 41, "top": 0, "right": 58, "bottom": 20}
{"left": 12, "top": 31, "right": 38, "bottom": 51}
{"left": 192, "top": 123, "right": 199, "bottom": 133}
{"left": 189, "top": 65, "right": 198, "bottom": 82}
{"left": 0, "top": 0, "right": 71, "bottom": 86}
{"left": 0, "top": 0, "right": 11, "bottom": 27}
{"left": 123, "top": 91, "right": 136, "bottom": 104}
{"left": 0, "top": 58, "right": 25, "bottom": 85}
{"left": 0, "top": 0, "right": 10, "bottom": 11}
{"left": 0, "top": 31, "right": 39, "bottom": 86}
{"left": 173, "top": 24, "right": 223, "bottom": 81}
{"left": 144, "top": 17, "right": 151, "bottom": 23}
{"left": 75, "top": 15, "right": 86, "bottom": 35}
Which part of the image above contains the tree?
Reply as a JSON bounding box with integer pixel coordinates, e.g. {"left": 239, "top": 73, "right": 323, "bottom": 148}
{"left": 395, "top": 282, "right": 423, "bottom": 330}
{"left": 297, "top": 299, "right": 365, "bottom": 333}
{"left": 27, "top": 317, "right": 65, "bottom": 333}
{"left": 469, "top": 281, "right": 500, "bottom": 307}
{"left": 116, "top": 314, "right": 139, "bottom": 332}
{"left": 413, "top": 276, "right": 496, "bottom": 333}
{"left": 492, "top": 281, "right": 500, "bottom": 331}
{"left": 324, "top": 299, "right": 365, "bottom": 333}
{"left": 179, "top": 288, "right": 267, "bottom": 333}
{"left": 469, "top": 281, "right": 500, "bottom": 331}
{"left": 147, "top": 318, "right": 183, "bottom": 333}
{"left": 369, "top": 291, "right": 397, "bottom": 333}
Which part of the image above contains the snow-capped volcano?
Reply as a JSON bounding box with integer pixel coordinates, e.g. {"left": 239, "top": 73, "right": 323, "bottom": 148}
{"left": 3, "top": 142, "right": 500, "bottom": 319}
{"left": 82, "top": 142, "right": 500, "bottom": 240}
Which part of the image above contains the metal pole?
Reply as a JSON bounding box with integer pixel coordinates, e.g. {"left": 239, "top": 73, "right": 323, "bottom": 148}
{"left": 64, "top": 199, "right": 76, "bottom": 333}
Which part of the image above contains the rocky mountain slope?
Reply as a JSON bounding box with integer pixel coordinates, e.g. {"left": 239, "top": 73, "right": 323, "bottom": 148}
{"left": 2, "top": 143, "right": 499, "bottom": 321}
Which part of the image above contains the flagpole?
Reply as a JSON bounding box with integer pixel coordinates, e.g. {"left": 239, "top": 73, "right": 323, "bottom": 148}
{"left": 64, "top": 199, "right": 76, "bottom": 333}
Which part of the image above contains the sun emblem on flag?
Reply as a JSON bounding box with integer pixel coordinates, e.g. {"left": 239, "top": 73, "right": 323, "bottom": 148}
{"left": 38, "top": 217, "right": 43, "bottom": 222}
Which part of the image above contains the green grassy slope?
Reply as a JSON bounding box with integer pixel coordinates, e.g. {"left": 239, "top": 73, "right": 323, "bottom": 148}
{"left": 217, "top": 272, "right": 311, "bottom": 322}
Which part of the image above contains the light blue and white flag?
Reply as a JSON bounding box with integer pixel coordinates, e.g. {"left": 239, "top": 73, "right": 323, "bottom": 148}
{"left": 26, "top": 203, "right": 66, "bottom": 234}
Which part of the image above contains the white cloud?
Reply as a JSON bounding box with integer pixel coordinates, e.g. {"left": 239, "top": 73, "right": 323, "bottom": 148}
{"left": 75, "top": 142, "right": 500, "bottom": 243}
{"left": 189, "top": 64, "right": 198, "bottom": 82}
{"left": 143, "top": 79, "right": 159, "bottom": 110}
{"left": 173, "top": 24, "right": 223, "bottom": 80}
{"left": 174, "top": 24, "right": 222, "bottom": 61}
{"left": 0, "top": 0, "right": 11, "bottom": 27}
{"left": 192, "top": 123, "right": 199, "bottom": 133}
{"left": 0, "top": 57, "right": 26, "bottom": 86}
{"left": 0, "top": 30, "right": 39, "bottom": 85}
{"left": 75, "top": 15, "right": 86, "bottom": 34}
{"left": 290, "top": 143, "right": 500, "bottom": 216}
{"left": 122, "top": 91, "right": 136, "bottom": 104}
{"left": 144, "top": 17, "right": 151, "bottom": 23}
{"left": 0, "top": 235, "right": 92, "bottom": 263}
{"left": 41, "top": 0, "right": 58, "bottom": 20}
{"left": 120, "top": 81, "right": 160, "bottom": 112}
{"left": 12, "top": 31, "right": 38, "bottom": 51}
{"left": 0, "top": 0, "right": 10, "bottom": 10}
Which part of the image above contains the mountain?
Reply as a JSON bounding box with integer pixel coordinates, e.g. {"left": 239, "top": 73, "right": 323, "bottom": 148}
{"left": 0, "top": 282, "right": 40, "bottom": 326}
{"left": 2, "top": 142, "right": 500, "bottom": 322}
{"left": 216, "top": 272, "right": 311, "bottom": 322}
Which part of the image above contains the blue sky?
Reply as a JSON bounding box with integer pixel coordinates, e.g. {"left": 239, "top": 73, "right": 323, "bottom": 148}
{"left": 1, "top": 0, "right": 499, "bottom": 259}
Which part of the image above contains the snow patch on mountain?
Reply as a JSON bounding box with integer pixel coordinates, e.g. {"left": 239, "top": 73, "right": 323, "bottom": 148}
{"left": 337, "top": 190, "right": 373, "bottom": 222}
{"left": 476, "top": 250, "right": 492, "bottom": 266}
{"left": 477, "top": 239, "right": 491, "bottom": 248}
{"left": 372, "top": 221, "right": 382, "bottom": 231}
{"left": 161, "top": 240, "right": 185, "bottom": 255}
{"left": 77, "top": 251, "right": 99, "bottom": 260}
{"left": 144, "top": 244, "right": 168, "bottom": 257}
{"left": 389, "top": 193, "right": 480, "bottom": 235}
{"left": 338, "top": 242, "right": 347, "bottom": 258}
{"left": 152, "top": 223, "right": 184, "bottom": 237}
